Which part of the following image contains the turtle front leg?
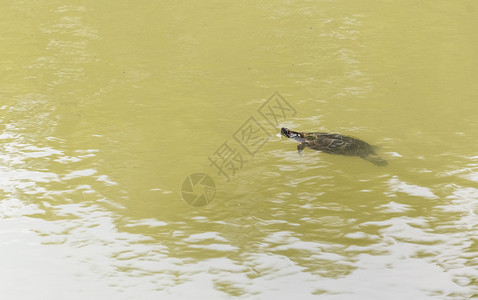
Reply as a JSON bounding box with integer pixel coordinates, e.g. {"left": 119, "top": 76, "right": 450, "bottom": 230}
{"left": 297, "top": 143, "right": 306, "bottom": 155}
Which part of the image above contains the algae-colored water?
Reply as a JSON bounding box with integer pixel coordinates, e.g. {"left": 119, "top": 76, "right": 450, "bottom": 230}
{"left": 1, "top": 1, "right": 477, "bottom": 299}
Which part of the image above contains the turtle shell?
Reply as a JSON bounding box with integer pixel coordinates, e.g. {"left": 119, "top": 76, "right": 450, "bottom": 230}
{"left": 303, "top": 133, "right": 376, "bottom": 157}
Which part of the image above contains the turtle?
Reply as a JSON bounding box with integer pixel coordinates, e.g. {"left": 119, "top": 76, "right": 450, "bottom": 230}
{"left": 281, "top": 127, "right": 388, "bottom": 166}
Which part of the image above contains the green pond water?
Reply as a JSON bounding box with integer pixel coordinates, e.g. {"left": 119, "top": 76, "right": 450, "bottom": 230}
{"left": 1, "top": 1, "right": 477, "bottom": 299}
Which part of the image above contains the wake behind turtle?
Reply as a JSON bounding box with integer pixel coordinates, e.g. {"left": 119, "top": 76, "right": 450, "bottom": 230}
{"left": 281, "top": 127, "right": 388, "bottom": 166}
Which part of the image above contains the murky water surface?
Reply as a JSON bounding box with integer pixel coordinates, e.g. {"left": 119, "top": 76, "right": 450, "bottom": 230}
{"left": 1, "top": 1, "right": 477, "bottom": 299}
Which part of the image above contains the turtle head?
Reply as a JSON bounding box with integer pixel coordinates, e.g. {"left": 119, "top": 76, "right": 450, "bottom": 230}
{"left": 281, "top": 127, "right": 305, "bottom": 143}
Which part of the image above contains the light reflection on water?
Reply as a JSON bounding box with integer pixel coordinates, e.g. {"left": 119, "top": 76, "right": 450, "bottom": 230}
{"left": 3, "top": 108, "right": 477, "bottom": 299}
{"left": 1, "top": 121, "right": 478, "bottom": 299}
{"left": 1, "top": 0, "right": 478, "bottom": 299}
